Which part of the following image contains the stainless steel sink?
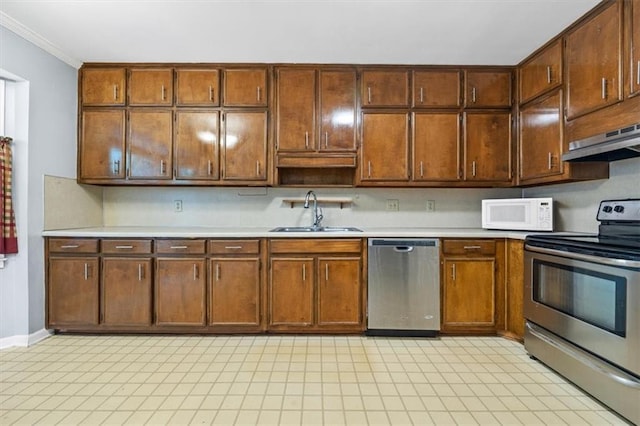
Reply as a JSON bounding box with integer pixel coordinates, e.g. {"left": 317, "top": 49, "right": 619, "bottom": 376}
{"left": 270, "top": 226, "right": 362, "bottom": 233}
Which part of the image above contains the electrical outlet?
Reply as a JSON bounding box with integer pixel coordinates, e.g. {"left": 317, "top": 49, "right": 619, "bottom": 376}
{"left": 386, "top": 199, "right": 399, "bottom": 211}
{"left": 174, "top": 200, "right": 183, "bottom": 212}
{"left": 426, "top": 200, "right": 436, "bottom": 212}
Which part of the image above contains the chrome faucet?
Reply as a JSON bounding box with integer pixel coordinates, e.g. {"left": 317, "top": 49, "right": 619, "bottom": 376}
{"left": 304, "top": 190, "right": 324, "bottom": 229}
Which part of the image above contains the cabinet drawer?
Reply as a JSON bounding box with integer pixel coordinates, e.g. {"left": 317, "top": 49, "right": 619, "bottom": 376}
{"left": 270, "top": 239, "right": 361, "bottom": 254}
{"left": 442, "top": 239, "right": 496, "bottom": 256}
{"left": 155, "top": 239, "right": 206, "bottom": 254}
{"left": 102, "top": 239, "right": 152, "bottom": 254}
{"left": 209, "top": 239, "right": 260, "bottom": 254}
{"left": 48, "top": 238, "right": 99, "bottom": 253}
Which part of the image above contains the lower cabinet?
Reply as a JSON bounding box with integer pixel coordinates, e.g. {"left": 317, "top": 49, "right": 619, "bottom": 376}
{"left": 268, "top": 239, "right": 365, "bottom": 333}
{"left": 102, "top": 258, "right": 152, "bottom": 326}
{"left": 155, "top": 258, "right": 207, "bottom": 326}
{"left": 441, "top": 239, "right": 502, "bottom": 334}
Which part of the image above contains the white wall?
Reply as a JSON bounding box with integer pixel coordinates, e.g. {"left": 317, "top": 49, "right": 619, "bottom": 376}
{"left": 523, "top": 157, "right": 640, "bottom": 233}
{"left": 0, "top": 25, "right": 77, "bottom": 341}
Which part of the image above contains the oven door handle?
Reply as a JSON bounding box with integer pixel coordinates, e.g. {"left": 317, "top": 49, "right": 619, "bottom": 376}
{"left": 526, "top": 322, "right": 640, "bottom": 390}
{"left": 525, "top": 244, "right": 640, "bottom": 269}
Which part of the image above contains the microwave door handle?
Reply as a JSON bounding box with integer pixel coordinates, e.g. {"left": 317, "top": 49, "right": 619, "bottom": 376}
{"left": 524, "top": 244, "right": 640, "bottom": 269}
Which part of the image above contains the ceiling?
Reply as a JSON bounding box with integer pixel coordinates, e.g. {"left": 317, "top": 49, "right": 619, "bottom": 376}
{"left": 0, "top": 0, "right": 601, "bottom": 69}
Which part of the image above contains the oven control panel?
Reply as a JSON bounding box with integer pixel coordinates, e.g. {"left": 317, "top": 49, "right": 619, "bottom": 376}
{"left": 597, "top": 199, "right": 640, "bottom": 221}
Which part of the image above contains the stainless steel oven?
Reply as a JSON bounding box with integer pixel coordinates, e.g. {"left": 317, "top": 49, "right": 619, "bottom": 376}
{"left": 524, "top": 199, "right": 640, "bottom": 425}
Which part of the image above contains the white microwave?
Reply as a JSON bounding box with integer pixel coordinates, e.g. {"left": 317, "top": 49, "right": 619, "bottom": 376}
{"left": 482, "top": 197, "right": 553, "bottom": 231}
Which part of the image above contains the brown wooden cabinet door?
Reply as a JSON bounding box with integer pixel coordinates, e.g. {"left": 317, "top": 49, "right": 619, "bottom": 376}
{"left": 224, "top": 69, "right": 267, "bottom": 107}
{"left": 442, "top": 258, "right": 495, "bottom": 330}
{"left": 128, "top": 110, "right": 173, "bottom": 179}
{"left": 175, "top": 111, "right": 219, "bottom": 180}
{"left": 519, "top": 90, "right": 564, "bottom": 181}
{"left": 319, "top": 70, "right": 357, "bottom": 151}
{"left": 155, "top": 258, "right": 206, "bottom": 326}
{"left": 464, "top": 112, "right": 512, "bottom": 182}
{"left": 317, "top": 258, "right": 361, "bottom": 327}
{"left": 361, "top": 113, "right": 409, "bottom": 181}
{"left": 209, "top": 258, "right": 260, "bottom": 326}
{"left": 129, "top": 69, "right": 173, "bottom": 106}
{"left": 102, "top": 258, "right": 152, "bottom": 326}
{"left": 222, "top": 111, "right": 268, "bottom": 181}
{"left": 628, "top": 0, "right": 640, "bottom": 97}
{"left": 519, "top": 40, "right": 563, "bottom": 104}
{"left": 276, "top": 68, "right": 316, "bottom": 152}
{"left": 80, "top": 110, "right": 125, "bottom": 180}
{"left": 269, "top": 258, "right": 314, "bottom": 326}
{"left": 413, "top": 112, "right": 461, "bottom": 181}
{"left": 81, "top": 68, "right": 126, "bottom": 106}
{"left": 176, "top": 69, "right": 219, "bottom": 106}
{"left": 412, "top": 70, "right": 461, "bottom": 108}
{"left": 566, "top": 1, "right": 622, "bottom": 119}
{"left": 48, "top": 257, "right": 99, "bottom": 327}
{"left": 464, "top": 70, "right": 512, "bottom": 108}
{"left": 361, "top": 70, "right": 410, "bottom": 107}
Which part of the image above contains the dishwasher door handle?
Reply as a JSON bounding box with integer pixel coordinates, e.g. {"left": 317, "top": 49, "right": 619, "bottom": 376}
{"left": 393, "top": 246, "right": 414, "bottom": 253}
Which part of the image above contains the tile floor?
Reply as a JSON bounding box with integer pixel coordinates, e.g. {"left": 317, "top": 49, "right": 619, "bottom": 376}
{"left": 0, "top": 335, "right": 629, "bottom": 425}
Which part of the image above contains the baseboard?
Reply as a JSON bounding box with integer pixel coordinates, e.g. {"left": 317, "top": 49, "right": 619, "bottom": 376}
{"left": 0, "top": 328, "right": 52, "bottom": 350}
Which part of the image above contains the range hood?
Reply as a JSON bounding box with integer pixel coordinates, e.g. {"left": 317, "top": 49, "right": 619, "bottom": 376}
{"left": 562, "top": 123, "right": 640, "bottom": 162}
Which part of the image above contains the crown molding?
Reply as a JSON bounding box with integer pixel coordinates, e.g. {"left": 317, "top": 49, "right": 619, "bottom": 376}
{"left": 1, "top": 12, "right": 82, "bottom": 69}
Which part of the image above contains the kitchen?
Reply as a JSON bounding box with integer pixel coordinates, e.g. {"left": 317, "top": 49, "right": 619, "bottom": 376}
{"left": 1, "top": 0, "right": 639, "bottom": 424}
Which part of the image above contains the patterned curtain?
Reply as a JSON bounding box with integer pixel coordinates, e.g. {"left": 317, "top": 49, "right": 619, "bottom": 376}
{"left": 0, "top": 136, "right": 18, "bottom": 254}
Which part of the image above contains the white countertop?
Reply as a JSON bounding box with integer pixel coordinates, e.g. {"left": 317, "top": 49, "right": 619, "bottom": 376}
{"left": 42, "top": 226, "right": 535, "bottom": 240}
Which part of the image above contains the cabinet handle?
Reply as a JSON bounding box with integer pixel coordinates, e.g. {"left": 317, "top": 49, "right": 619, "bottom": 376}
{"left": 170, "top": 245, "right": 188, "bottom": 249}
{"left": 138, "top": 264, "right": 143, "bottom": 281}
{"left": 207, "top": 160, "right": 213, "bottom": 176}
{"left": 419, "top": 87, "right": 424, "bottom": 104}
{"left": 115, "top": 245, "right": 134, "bottom": 249}
{"left": 161, "top": 84, "right": 166, "bottom": 101}
{"left": 84, "top": 263, "right": 89, "bottom": 281}
{"left": 60, "top": 245, "right": 79, "bottom": 249}
{"left": 463, "top": 245, "right": 482, "bottom": 250}
{"left": 325, "top": 132, "right": 329, "bottom": 148}
{"left": 216, "top": 264, "right": 220, "bottom": 281}
{"left": 471, "top": 87, "right": 477, "bottom": 104}
{"left": 548, "top": 152, "right": 553, "bottom": 170}
{"left": 472, "top": 161, "right": 477, "bottom": 177}
{"left": 546, "top": 66, "right": 552, "bottom": 84}
{"left": 113, "top": 160, "right": 120, "bottom": 175}
{"left": 325, "top": 264, "right": 329, "bottom": 281}
{"left": 257, "top": 86, "right": 261, "bottom": 102}
{"left": 305, "top": 131, "right": 309, "bottom": 149}
{"left": 160, "top": 160, "right": 166, "bottom": 175}
{"left": 420, "top": 161, "right": 424, "bottom": 178}
{"left": 256, "top": 161, "right": 261, "bottom": 177}
{"left": 113, "top": 84, "right": 118, "bottom": 101}
{"left": 367, "top": 86, "right": 372, "bottom": 104}
{"left": 637, "top": 61, "right": 640, "bottom": 86}
{"left": 302, "top": 264, "right": 306, "bottom": 282}
{"left": 209, "top": 86, "right": 214, "bottom": 102}
{"left": 193, "top": 264, "right": 199, "bottom": 280}
{"left": 601, "top": 78, "right": 607, "bottom": 100}
{"left": 368, "top": 161, "right": 372, "bottom": 178}
{"left": 224, "top": 246, "right": 243, "bottom": 250}
{"left": 451, "top": 263, "right": 456, "bottom": 281}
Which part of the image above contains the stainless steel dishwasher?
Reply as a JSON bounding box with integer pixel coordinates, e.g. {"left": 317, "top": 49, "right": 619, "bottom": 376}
{"left": 367, "top": 238, "right": 440, "bottom": 336}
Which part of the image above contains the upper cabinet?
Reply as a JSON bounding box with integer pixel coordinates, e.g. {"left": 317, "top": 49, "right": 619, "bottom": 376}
{"left": 224, "top": 68, "right": 268, "bottom": 107}
{"left": 627, "top": 0, "right": 640, "bottom": 97}
{"left": 129, "top": 68, "right": 174, "bottom": 106}
{"left": 361, "top": 70, "right": 410, "bottom": 107}
{"left": 176, "top": 69, "right": 220, "bottom": 106}
{"left": 464, "top": 70, "right": 512, "bottom": 108}
{"left": 412, "top": 70, "right": 461, "bottom": 108}
{"left": 565, "top": 0, "right": 623, "bottom": 120}
{"left": 81, "top": 68, "right": 126, "bottom": 106}
{"left": 519, "top": 39, "right": 563, "bottom": 104}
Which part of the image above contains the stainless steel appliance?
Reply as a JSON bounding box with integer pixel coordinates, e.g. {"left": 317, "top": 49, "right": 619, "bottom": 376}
{"left": 524, "top": 199, "right": 640, "bottom": 425}
{"left": 562, "top": 122, "right": 640, "bottom": 162}
{"left": 367, "top": 238, "right": 440, "bottom": 336}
